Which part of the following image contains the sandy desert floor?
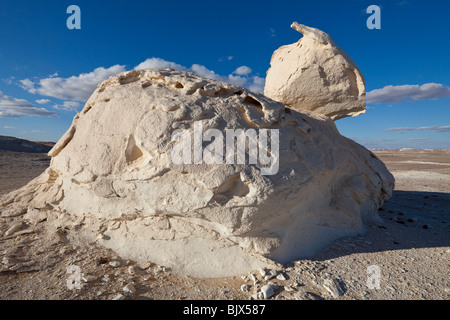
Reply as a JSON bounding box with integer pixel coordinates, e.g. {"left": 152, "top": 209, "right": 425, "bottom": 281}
{"left": 0, "top": 148, "right": 448, "bottom": 301}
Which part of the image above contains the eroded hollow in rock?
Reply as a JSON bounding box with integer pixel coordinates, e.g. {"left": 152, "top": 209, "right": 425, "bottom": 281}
{"left": 125, "top": 135, "right": 144, "bottom": 164}
{"left": 212, "top": 174, "right": 250, "bottom": 205}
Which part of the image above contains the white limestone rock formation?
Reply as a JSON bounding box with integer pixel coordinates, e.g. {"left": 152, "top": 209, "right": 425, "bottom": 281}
{"left": 0, "top": 69, "right": 393, "bottom": 277}
{"left": 264, "top": 22, "right": 366, "bottom": 120}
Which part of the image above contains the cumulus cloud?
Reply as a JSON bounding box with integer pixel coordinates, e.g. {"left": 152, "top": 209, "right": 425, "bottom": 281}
{"left": 17, "top": 58, "right": 265, "bottom": 115}
{"left": 367, "top": 83, "right": 450, "bottom": 104}
{"left": 137, "top": 58, "right": 265, "bottom": 93}
{"left": 227, "top": 74, "right": 248, "bottom": 87}
{"left": 385, "top": 125, "right": 450, "bottom": 133}
{"left": 248, "top": 76, "right": 265, "bottom": 94}
{"left": 0, "top": 91, "right": 58, "bottom": 118}
{"left": 233, "top": 66, "right": 252, "bottom": 76}
{"left": 134, "top": 58, "right": 188, "bottom": 72}
{"left": 20, "top": 65, "right": 126, "bottom": 102}
{"left": 36, "top": 99, "right": 50, "bottom": 104}
{"left": 52, "top": 101, "right": 83, "bottom": 111}
{"left": 190, "top": 64, "right": 222, "bottom": 81}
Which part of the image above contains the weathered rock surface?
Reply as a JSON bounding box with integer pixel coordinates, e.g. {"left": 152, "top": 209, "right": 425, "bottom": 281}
{"left": 0, "top": 68, "right": 393, "bottom": 277}
{"left": 264, "top": 22, "right": 366, "bottom": 120}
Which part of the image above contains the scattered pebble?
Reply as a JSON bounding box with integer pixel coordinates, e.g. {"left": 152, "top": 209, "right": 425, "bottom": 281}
{"left": 264, "top": 269, "right": 278, "bottom": 281}
{"left": 96, "top": 233, "right": 107, "bottom": 240}
{"left": 276, "top": 273, "right": 287, "bottom": 281}
{"left": 4, "top": 222, "right": 23, "bottom": 237}
{"left": 59, "top": 247, "right": 71, "bottom": 255}
{"left": 112, "top": 293, "right": 125, "bottom": 300}
{"left": 260, "top": 284, "right": 277, "bottom": 299}
{"left": 249, "top": 274, "right": 257, "bottom": 285}
{"left": 100, "top": 274, "right": 111, "bottom": 283}
{"left": 123, "top": 283, "right": 136, "bottom": 294}
{"left": 82, "top": 275, "right": 97, "bottom": 283}
{"left": 138, "top": 261, "right": 152, "bottom": 270}
{"left": 109, "top": 260, "right": 120, "bottom": 268}
{"left": 241, "top": 284, "right": 248, "bottom": 292}
{"left": 127, "top": 266, "right": 136, "bottom": 275}
{"left": 297, "top": 292, "right": 324, "bottom": 300}
{"left": 2, "top": 257, "right": 13, "bottom": 266}
{"left": 322, "top": 279, "right": 346, "bottom": 298}
{"left": 284, "top": 285, "right": 296, "bottom": 292}
{"left": 258, "top": 268, "right": 266, "bottom": 277}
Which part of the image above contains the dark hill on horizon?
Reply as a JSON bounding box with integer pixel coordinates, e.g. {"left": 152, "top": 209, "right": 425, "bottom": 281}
{"left": 0, "top": 135, "right": 55, "bottom": 153}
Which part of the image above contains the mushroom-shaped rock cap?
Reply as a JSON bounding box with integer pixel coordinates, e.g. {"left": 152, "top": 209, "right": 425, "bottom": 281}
{"left": 264, "top": 22, "right": 366, "bottom": 121}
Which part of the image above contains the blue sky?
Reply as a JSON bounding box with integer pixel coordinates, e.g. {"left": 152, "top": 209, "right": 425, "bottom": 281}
{"left": 0, "top": 0, "right": 449, "bottom": 148}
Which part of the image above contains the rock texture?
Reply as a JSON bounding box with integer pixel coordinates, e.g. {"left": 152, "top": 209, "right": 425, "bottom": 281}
{"left": 264, "top": 22, "right": 366, "bottom": 121}
{"left": 0, "top": 68, "right": 393, "bottom": 277}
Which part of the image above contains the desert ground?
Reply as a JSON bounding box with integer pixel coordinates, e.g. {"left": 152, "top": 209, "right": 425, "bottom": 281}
{"left": 0, "top": 146, "right": 448, "bottom": 300}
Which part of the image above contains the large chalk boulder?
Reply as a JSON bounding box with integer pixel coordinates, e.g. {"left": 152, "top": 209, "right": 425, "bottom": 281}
{"left": 264, "top": 22, "right": 366, "bottom": 120}
{"left": 0, "top": 69, "right": 393, "bottom": 277}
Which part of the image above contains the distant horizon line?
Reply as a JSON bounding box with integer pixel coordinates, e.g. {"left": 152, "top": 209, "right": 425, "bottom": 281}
{"left": 0, "top": 134, "right": 449, "bottom": 152}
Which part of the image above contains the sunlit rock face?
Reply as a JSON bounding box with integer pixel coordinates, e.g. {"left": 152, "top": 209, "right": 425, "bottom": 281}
{"left": 264, "top": 22, "right": 366, "bottom": 121}
{"left": 0, "top": 69, "right": 393, "bottom": 277}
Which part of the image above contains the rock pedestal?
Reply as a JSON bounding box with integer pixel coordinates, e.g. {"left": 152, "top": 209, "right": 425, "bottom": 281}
{"left": 1, "top": 68, "right": 393, "bottom": 277}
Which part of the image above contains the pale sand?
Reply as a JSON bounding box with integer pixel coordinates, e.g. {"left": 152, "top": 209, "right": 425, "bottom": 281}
{"left": 0, "top": 149, "right": 448, "bottom": 300}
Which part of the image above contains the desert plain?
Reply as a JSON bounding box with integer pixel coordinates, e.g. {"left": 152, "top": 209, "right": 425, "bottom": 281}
{"left": 0, "top": 141, "right": 448, "bottom": 300}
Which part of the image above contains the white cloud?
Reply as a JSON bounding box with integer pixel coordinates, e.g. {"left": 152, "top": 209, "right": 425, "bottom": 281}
{"left": 190, "top": 64, "right": 223, "bottom": 81}
{"left": 248, "top": 76, "right": 265, "bottom": 94}
{"left": 367, "top": 83, "right": 450, "bottom": 104}
{"left": 218, "top": 56, "right": 233, "bottom": 62}
{"left": 2, "top": 77, "right": 14, "bottom": 85}
{"left": 0, "top": 91, "right": 58, "bottom": 118}
{"left": 134, "top": 58, "right": 188, "bottom": 72}
{"left": 269, "top": 28, "right": 276, "bottom": 38}
{"left": 140, "top": 58, "right": 265, "bottom": 93}
{"left": 17, "top": 58, "right": 265, "bottom": 115}
{"left": 53, "top": 101, "right": 82, "bottom": 111}
{"left": 3, "top": 126, "right": 15, "bottom": 129}
{"left": 36, "top": 99, "right": 51, "bottom": 104}
{"left": 385, "top": 125, "right": 450, "bottom": 133}
{"left": 20, "top": 65, "right": 126, "bottom": 102}
{"left": 20, "top": 78, "right": 35, "bottom": 92}
{"left": 134, "top": 58, "right": 265, "bottom": 93}
{"left": 200, "top": 65, "right": 264, "bottom": 93}
{"left": 233, "top": 66, "right": 252, "bottom": 76}
{"left": 228, "top": 74, "right": 248, "bottom": 87}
